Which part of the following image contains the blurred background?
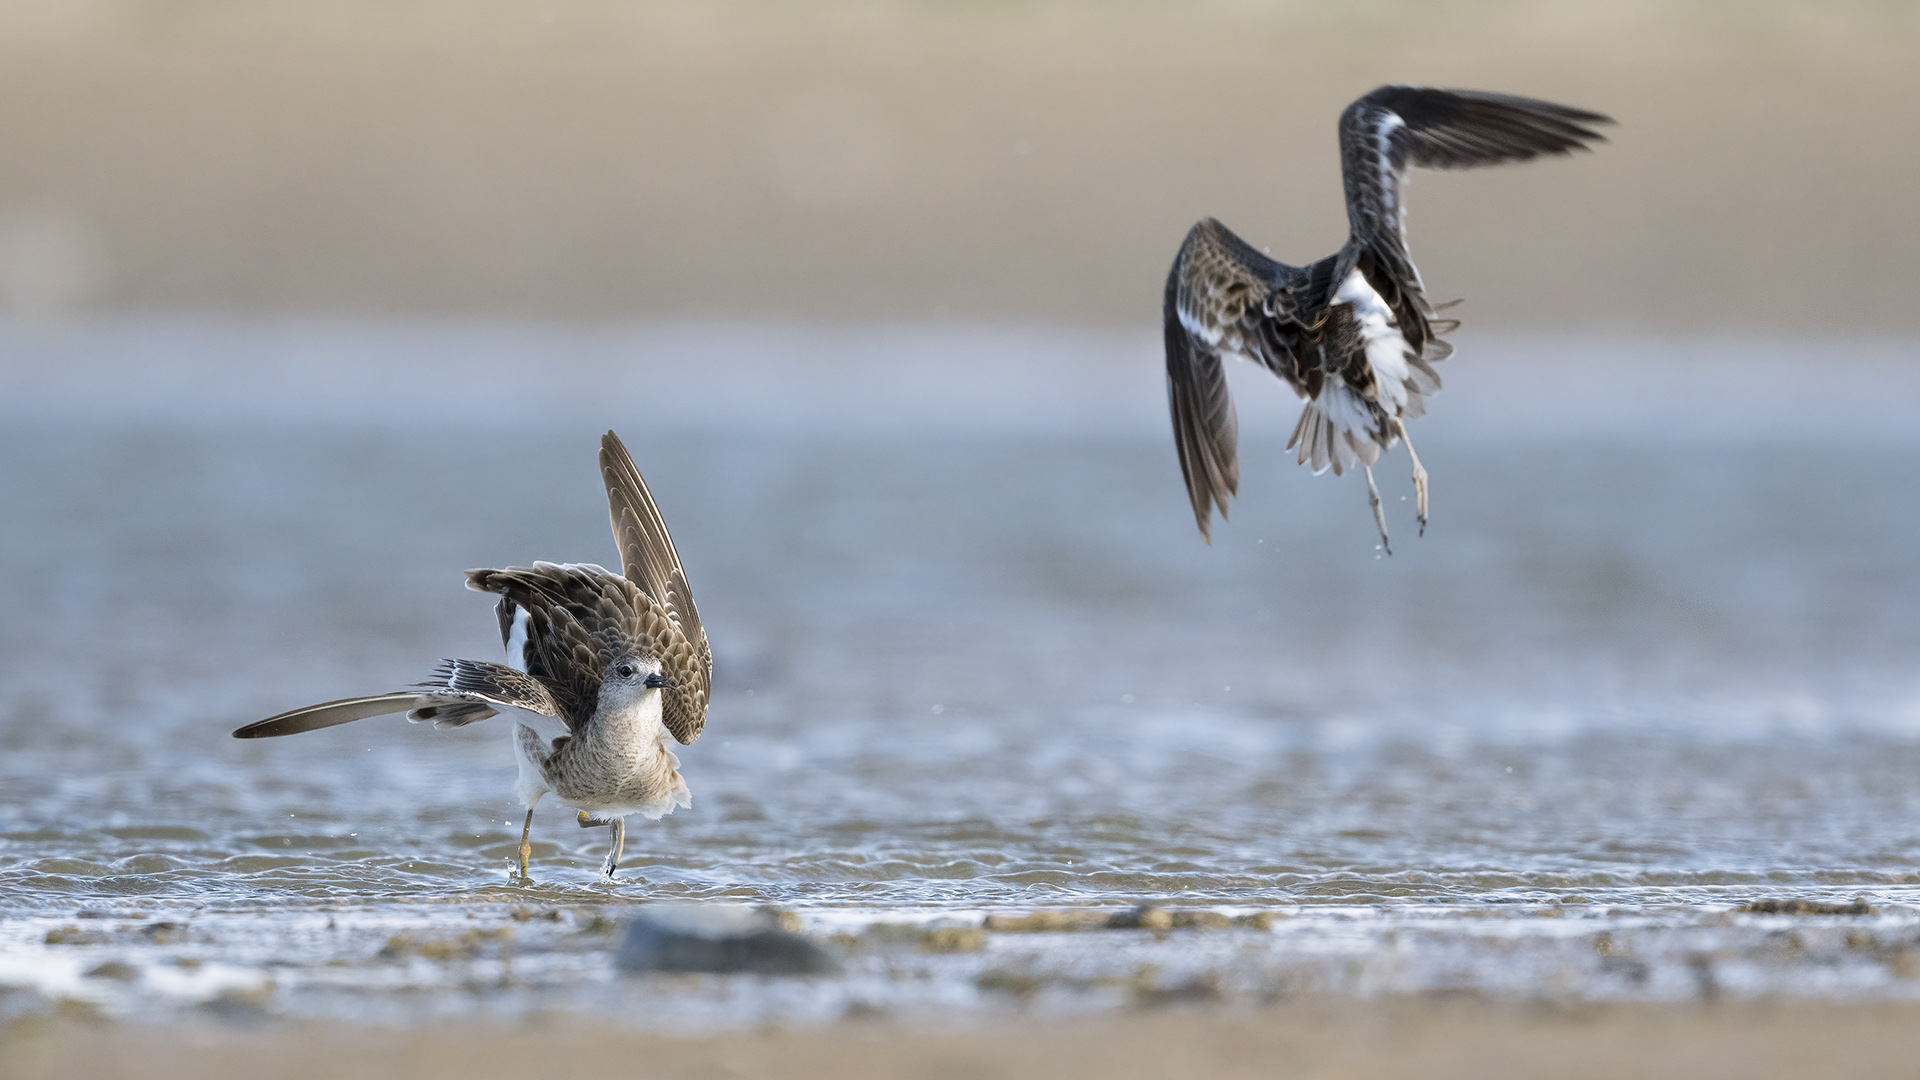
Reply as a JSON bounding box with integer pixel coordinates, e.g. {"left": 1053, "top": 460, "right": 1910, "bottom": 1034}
{"left": 0, "top": 0, "right": 1915, "bottom": 327}
{"left": 4, "top": 0, "right": 1920, "bottom": 1027}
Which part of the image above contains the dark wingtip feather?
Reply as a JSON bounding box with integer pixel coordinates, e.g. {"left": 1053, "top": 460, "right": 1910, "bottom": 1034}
{"left": 1353, "top": 86, "right": 1614, "bottom": 173}
{"left": 231, "top": 693, "right": 422, "bottom": 738}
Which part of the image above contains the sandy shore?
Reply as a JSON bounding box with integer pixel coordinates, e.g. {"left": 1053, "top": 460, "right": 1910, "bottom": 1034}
{"left": 7, "top": 1001, "right": 1920, "bottom": 1080}
{"left": 0, "top": 1, "right": 1915, "bottom": 329}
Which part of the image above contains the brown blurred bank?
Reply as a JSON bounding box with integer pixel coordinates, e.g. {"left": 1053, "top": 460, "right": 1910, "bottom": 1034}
{"left": 0, "top": 1, "right": 1914, "bottom": 330}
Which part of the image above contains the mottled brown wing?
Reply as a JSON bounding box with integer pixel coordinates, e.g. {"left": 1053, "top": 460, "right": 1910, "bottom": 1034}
{"left": 1164, "top": 219, "right": 1312, "bottom": 541}
{"left": 419, "top": 659, "right": 560, "bottom": 718}
{"left": 1338, "top": 86, "right": 1612, "bottom": 354}
{"left": 465, "top": 563, "right": 644, "bottom": 732}
{"left": 598, "top": 431, "right": 711, "bottom": 744}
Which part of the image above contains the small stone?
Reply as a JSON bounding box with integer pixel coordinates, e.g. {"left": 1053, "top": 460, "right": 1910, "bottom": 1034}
{"left": 923, "top": 926, "right": 985, "bottom": 953}
{"left": 616, "top": 903, "right": 840, "bottom": 976}
{"left": 140, "top": 922, "right": 189, "bottom": 944}
{"left": 1137, "top": 971, "right": 1222, "bottom": 1006}
{"left": 1737, "top": 898, "right": 1874, "bottom": 916}
{"left": 975, "top": 969, "right": 1042, "bottom": 997}
{"left": 379, "top": 928, "right": 510, "bottom": 961}
{"left": 83, "top": 961, "right": 139, "bottom": 982}
{"left": 849, "top": 922, "right": 982, "bottom": 953}
{"left": 1169, "top": 910, "right": 1231, "bottom": 931}
{"left": 51, "top": 998, "right": 106, "bottom": 1026}
{"left": 199, "top": 985, "right": 274, "bottom": 1026}
{"left": 983, "top": 909, "right": 1105, "bottom": 933}
{"left": 575, "top": 913, "right": 618, "bottom": 936}
{"left": 760, "top": 907, "right": 803, "bottom": 934}
{"left": 1106, "top": 905, "right": 1173, "bottom": 931}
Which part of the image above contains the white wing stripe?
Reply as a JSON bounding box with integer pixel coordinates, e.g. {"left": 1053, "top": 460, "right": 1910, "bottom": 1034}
{"left": 1374, "top": 109, "right": 1405, "bottom": 214}
{"left": 1177, "top": 297, "right": 1224, "bottom": 347}
{"left": 1333, "top": 269, "right": 1415, "bottom": 416}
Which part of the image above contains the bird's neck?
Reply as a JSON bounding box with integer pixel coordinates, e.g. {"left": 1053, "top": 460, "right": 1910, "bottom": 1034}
{"left": 585, "top": 690, "right": 670, "bottom": 757}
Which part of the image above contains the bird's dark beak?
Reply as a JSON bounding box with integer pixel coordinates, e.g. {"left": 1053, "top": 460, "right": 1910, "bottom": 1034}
{"left": 644, "top": 673, "right": 674, "bottom": 689}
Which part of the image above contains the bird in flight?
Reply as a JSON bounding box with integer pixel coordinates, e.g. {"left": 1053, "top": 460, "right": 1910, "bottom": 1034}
{"left": 1163, "top": 86, "right": 1611, "bottom": 551}
{"left": 233, "top": 431, "right": 712, "bottom": 882}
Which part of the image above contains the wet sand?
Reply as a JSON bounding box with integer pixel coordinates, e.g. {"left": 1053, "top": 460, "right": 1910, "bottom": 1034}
{"left": 1, "top": 1, "right": 1916, "bottom": 329}
{"left": 8, "top": 1002, "right": 1920, "bottom": 1080}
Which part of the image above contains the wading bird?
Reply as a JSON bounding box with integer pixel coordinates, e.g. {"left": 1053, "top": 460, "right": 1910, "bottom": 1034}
{"left": 234, "top": 431, "right": 712, "bottom": 881}
{"left": 1163, "top": 86, "right": 1611, "bottom": 550}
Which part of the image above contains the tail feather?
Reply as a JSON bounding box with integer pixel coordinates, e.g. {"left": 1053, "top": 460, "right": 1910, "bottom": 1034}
{"left": 1290, "top": 382, "right": 1391, "bottom": 476}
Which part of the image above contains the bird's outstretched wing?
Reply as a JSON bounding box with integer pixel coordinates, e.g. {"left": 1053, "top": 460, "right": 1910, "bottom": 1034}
{"left": 1338, "top": 86, "right": 1613, "bottom": 354}
{"left": 232, "top": 655, "right": 566, "bottom": 738}
{"left": 598, "top": 431, "right": 711, "bottom": 744}
{"left": 1163, "top": 218, "right": 1317, "bottom": 541}
{"left": 233, "top": 693, "right": 450, "bottom": 738}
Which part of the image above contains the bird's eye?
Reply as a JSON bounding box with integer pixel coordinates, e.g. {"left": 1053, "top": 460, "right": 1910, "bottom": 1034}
{"left": 616, "top": 663, "right": 636, "bottom": 679}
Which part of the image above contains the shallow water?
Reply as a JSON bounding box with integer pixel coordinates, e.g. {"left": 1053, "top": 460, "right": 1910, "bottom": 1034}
{"left": 2, "top": 322, "right": 1919, "bottom": 1023}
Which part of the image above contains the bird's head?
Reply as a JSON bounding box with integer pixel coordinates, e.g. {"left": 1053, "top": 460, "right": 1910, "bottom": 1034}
{"left": 601, "top": 655, "right": 674, "bottom": 708}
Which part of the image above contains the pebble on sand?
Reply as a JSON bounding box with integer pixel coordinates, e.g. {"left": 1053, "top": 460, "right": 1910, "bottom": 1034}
{"left": 616, "top": 904, "right": 841, "bottom": 976}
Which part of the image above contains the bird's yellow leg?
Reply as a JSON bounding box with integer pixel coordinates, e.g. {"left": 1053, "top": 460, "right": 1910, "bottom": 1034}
{"left": 516, "top": 808, "right": 535, "bottom": 881}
